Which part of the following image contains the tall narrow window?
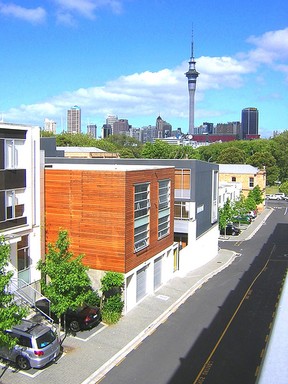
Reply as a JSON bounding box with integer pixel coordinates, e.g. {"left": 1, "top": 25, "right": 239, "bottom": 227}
{"left": 249, "top": 177, "right": 254, "bottom": 188}
{"left": 6, "top": 189, "right": 25, "bottom": 220}
{"left": 158, "top": 180, "right": 170, "bottom": 239}
{"left": 5, "top": 139, "right": 25, "bottom": 169}
{"left": 175, "top": 169, "right": 190, "bottom": 198}
{"left": 211, "top": 170, "right": 218, "bottom": 223}
{"left": 134, "top": 183, "right": 150, "bottom": 252}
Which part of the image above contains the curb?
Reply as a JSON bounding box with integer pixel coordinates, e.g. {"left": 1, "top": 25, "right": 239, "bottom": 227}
{"left": 81, "top": 251, "right": 237, "bottom": 384}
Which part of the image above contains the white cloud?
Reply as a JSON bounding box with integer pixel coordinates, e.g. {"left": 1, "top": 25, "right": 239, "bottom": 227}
{"left": 2, "top": 28, "right": 287, "bottom": 130}
{"left": 0, "top": 2, "right": 46, "bottom": 23}
{"left": 247, "top": 28, "right": 288, "bottom": 65}
{"left": 2, "top": 54, "right": 253, "bottom": 127}
{"left": 53, "top": 0, "right": 123, "bottom": 22}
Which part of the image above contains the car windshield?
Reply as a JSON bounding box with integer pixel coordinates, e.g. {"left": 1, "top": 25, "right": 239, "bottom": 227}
{"left": 36, "top": 330, "right": 56, "bottom": 349}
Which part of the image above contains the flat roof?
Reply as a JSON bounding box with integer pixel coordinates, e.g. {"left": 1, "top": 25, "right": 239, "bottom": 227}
{"left": 45, "top": 163, "right": 174, "bottom": 172}
{"left": 57, "top": 146, "right": 106, "bottom": 153}
{"left": 219, "top": 164, "right": 258, "bottom": 174}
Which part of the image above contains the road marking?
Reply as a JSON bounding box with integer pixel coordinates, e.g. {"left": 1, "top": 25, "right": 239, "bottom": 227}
{"left": 255, "top": 365, "right": 260, "bottom": 377}
{"left": 193, "top": 247, "right": 274, "bottom": 384}
{"left": 116, "top": 356, "right": 126, "bottom": 366}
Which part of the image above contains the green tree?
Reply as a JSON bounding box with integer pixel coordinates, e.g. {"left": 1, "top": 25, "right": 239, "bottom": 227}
{"left": 248, "top": 151, "right": 279, "bottom": 186}
{"left": 218, "top": 199, "right": 235, "bottom": 231}
{"left": 217, "top": 147, "right": 246, "bottom": 164}
{"left": 141, "top": 140, "right": 174, "bottom": 159}
{"left": 0, "top": 236, "right": 28, "bottom": 348}
{"left": 233, "top": 194, "right": 248, "bottom": 217}
{"left": 279, "top": 181, "right": 288, "bottom": 196}
{"left": 248, "top": 185, "right": 264, "bottom": 205}
{"left": 37, "top": 230, "right": 93, "bottom": 332}
{"left": 271, "top": 131, "right": 288, "bottom": 182}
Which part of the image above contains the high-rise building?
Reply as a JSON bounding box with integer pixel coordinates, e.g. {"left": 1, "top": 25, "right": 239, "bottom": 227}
{"left": 87, "top": 124, "right": 97, "bottom": 138}
{"left": 185, "top": 34, "right": 199, "bottom": 134}
{"left": 67, "top": 105, "right": 81, "bottom": 134}
{"left": 106, "top": 115, "right": 118, "bottom": 128}
{"left": 44, "top": 118, "right": 57, "bottom": 134}
{"left": 241, "top": 107, "right": 259, "bottom": 139}
{"left": 112, "top": 119, "right": 131, "bottom": 135}
{"left": 102, "top": 124, "right": 112, "bottom": 138}
{"left": 156, "top": 116, "right": 172, "bottom": 138}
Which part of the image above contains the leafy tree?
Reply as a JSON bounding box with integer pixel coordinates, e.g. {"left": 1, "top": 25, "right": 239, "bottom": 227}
{"left": 248, "top": 185, "right": 264, "bottom": 205}
{"left": 271, "top": 131, "right": 288, "bottom": 182}
{"left": 141, "top": 140, "right": 174, "bottom": 159}
{"left": 233, "top": 194, "right": 248, "bottom": 217}
{"left": 218, "top": 199, "right": 235, "bottom": 231}
{"left": 0, "top": 236, "right": 28, "bottom": 348}
{"left": 248, "top": 151, "right": 279, "bottom": 186}
{"left": 245, "top": 196, "right": 257, "bottom": 212}
{"left": 217, "top": 147, "right": 246, "bottom": 164}
{"left": 119, "top": 148, "right": 135, "bottom": 158}
{"left": 37, "top": 230, "right": 93, "bottom": 332}
{"left": 40, "top": 130, "right": 55, "bottom": 138}
{"left": 279, "top": 181, "right": 288, "bottom": 196}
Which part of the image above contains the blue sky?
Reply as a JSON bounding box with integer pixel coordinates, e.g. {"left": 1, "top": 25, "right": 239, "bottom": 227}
{"left": 0, "top": 0, "right": 288, "bottom": 138}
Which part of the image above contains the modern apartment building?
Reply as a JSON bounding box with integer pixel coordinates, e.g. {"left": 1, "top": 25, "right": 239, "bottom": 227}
{"left": 44, "top": 163, "right": 177, "bottom": 312}
{"left": 0, "top": 123, "right": 42, "bottom": 287}
{"left": 44, "top": 118, "right": 57, "bottom": 134}
{"left": 67, "top": 105, "right": 81, "bottom": 134}
{"left": 42, "top": 142, "right": 220, "bottom": 273}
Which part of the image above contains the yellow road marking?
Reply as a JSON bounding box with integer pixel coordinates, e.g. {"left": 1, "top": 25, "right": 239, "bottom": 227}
{"left": 193, "top": 244, "right": 275, "bottom": 384}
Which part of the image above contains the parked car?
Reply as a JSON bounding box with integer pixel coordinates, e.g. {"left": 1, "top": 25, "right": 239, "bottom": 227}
{"left": 233, "top": 215, "right": 252, "bottom": 225}
{"left": 64, "top": 305, "right": 101, "bottom": 332}
{"left": 220, "top": 224, "right": 241, "bottom": 236}
{"left": 266, "top": 193, "right": 284, "bottom": 200}
{"left": 36, "top": 300, "right": 101, "bottom": 332}
{"left": 247, "top": 210, "right": 257, "bottom": 219}
{"left": 0, "top": 319, "right": 61, "bottom": 370}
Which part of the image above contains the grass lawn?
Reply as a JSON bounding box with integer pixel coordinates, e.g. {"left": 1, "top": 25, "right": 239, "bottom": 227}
{"left": 266, "top": 186, "right": 280, "bottom": 194}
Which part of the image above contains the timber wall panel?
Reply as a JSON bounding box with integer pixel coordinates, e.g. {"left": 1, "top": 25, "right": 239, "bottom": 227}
{"left": 45, "top": 167, "right": 174, "bottom": 274}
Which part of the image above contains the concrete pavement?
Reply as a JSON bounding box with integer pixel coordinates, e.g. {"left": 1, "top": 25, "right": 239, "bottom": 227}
{"left": 0, "top": 208, "right": 272, "bottom": 384}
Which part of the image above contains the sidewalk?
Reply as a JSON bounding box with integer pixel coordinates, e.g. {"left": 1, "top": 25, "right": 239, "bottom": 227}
{"left": 79, "top": 208, "right": 273, "bottom": 384}
{"left": 1, "top": 208, "right": 272, "bottom": 384}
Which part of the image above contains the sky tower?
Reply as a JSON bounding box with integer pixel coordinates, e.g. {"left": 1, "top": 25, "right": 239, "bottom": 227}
{"left": 185, "top": 33, "right": 199, "bottom": 134}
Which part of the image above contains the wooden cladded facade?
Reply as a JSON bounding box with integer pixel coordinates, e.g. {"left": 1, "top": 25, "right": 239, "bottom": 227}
{"left": 45, "top": 166, "right": 174, "bottom": 274}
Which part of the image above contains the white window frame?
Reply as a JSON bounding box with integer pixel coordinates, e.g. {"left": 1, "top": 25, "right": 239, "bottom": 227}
{"left": 134, "top": 183, "right": 150, "bottom": 252}
{"left": 5, "top": 139, "right": 25, "bottom": 169}
{"left": 5, "top": 189, "right": 25, "bottom": 220}
{"left": 158, "top": 180, "right": 170, "bottom": 239}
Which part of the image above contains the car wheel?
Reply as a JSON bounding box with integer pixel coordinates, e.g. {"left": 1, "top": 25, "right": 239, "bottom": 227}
{"left": 16, "top": 355, "right": 31, "bottom": 370}
{"left": 69, "top": 320, "right": 80, "bottom": 332}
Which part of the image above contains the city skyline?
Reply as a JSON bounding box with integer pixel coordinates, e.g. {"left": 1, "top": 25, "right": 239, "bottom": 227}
{"left": 0, "top": 0, "right": 287, "bottom": 138}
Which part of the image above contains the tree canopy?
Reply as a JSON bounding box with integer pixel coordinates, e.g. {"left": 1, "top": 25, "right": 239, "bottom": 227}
{"left": 40, "top": 129, "right": 288, "bottom": 185}
{"left": 37, "top": 230, "right": 93, "bottom": 320}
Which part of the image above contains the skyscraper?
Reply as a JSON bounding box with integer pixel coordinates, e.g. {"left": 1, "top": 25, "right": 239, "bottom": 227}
{"left": 87, "top": 124, "right": 97, "bottom": 138}
{"left": 241, "top": 107, "right": 259, "bottom": 139}
{"left": 44, "top": 118, "right": 57, "bottom": 134}
{"left": 67, "top": 105, "right": 81, "bottom": 134}
{"left": 185, "top": 34, "right": 199, "bottom": 134}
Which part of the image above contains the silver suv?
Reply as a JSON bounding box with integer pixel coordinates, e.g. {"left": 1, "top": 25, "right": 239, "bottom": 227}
{"left": 0, "top": 319, "right": 61, "bottom": 370}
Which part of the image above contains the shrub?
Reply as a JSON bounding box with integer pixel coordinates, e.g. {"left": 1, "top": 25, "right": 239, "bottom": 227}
{"left": 100, "top": 272, "right": 124, "bottom": 324}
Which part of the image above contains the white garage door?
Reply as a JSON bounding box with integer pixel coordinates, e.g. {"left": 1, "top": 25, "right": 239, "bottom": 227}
{"left": 136, "top": 266, "right": 148, "bottom": 302}
{"left": 154, "top": 256, "right": 163, "bottom": 290}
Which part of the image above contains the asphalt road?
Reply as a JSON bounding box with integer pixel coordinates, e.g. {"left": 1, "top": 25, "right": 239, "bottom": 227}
{"left": 98, "top": 205, "right": 288, "bottom": 384}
